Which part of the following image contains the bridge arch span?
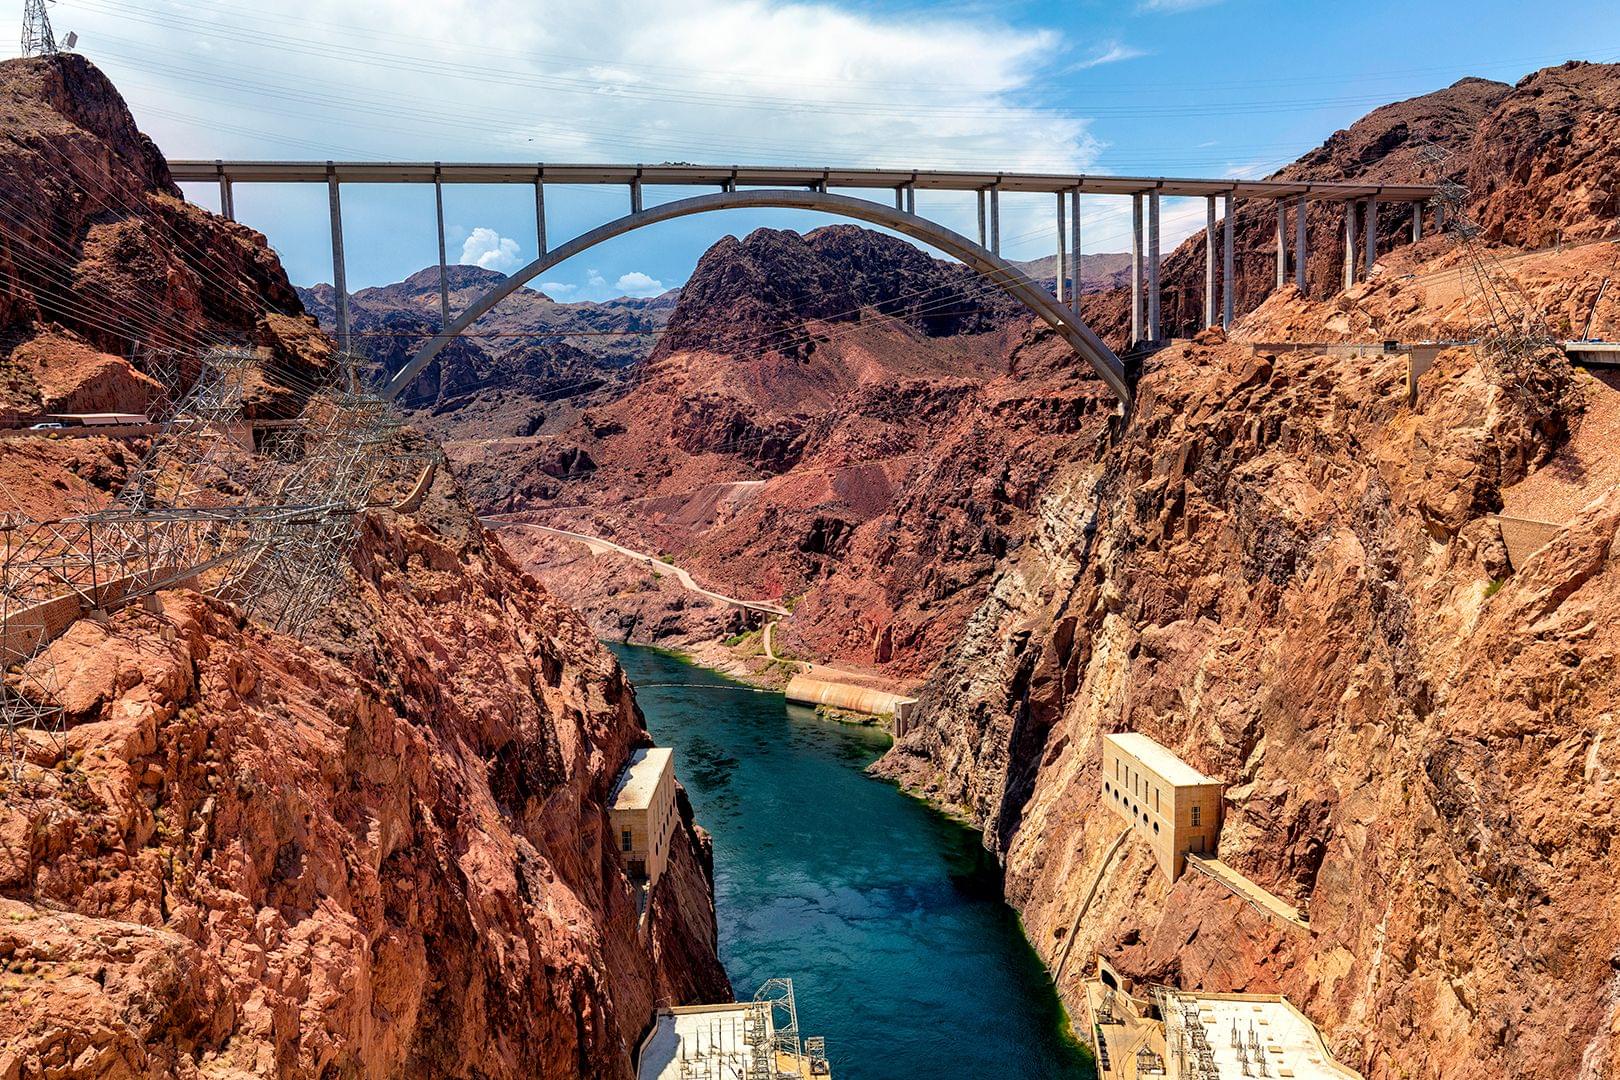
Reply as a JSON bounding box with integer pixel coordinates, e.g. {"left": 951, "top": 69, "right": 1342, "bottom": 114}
{"left": 381, "top": 188, "right": 1129, "bottom": 403}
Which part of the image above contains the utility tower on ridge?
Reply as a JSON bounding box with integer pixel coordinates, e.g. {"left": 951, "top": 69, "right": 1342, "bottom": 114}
{"left": 21, "top": 0, "right": 56, "bottom": 57}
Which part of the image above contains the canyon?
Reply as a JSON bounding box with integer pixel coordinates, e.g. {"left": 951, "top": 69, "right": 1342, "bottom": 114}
{"left": 417, "top": 63, "right": 1620, "bottom": 1080}
{"left": 1, "top": 34, "right": 1619, "bottom": 1080}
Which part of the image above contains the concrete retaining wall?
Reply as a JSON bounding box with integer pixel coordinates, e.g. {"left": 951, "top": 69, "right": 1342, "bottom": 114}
{"left": 1496, "top": 515, "right": 1563, "bottom": 570}
{"left": 785, "top": 674, "right": 918, "bottom": 731}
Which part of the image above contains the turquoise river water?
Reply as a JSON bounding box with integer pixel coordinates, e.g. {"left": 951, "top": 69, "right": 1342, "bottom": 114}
{"left": 614, "top": 645, "right": 1094, "bottom": 1080}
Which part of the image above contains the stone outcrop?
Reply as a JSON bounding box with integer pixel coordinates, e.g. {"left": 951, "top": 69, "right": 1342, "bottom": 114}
{"left": 0, "top": 474, "right": 728, "bottom": 1077}
{"left": 0, "top": 54, "right": 729, "bottom": 1079}
{"left": 878, "top": 335, "right": 1620, "bottom": 1078}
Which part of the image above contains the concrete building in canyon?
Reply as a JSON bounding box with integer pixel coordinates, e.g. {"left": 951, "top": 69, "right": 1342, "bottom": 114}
{"left": 1102, "top": 732, "right": 1224, "bottom": 881}
{"left": 610, "top": 747, "right": 678, "bottom": 889}
{"left": 1082, "top": 956, "right": 1361, "bottom": 1080}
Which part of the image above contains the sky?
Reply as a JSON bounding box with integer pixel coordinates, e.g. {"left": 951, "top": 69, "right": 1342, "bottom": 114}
{"left": 6, "top": 0, "right": 1620, "bottom": 301}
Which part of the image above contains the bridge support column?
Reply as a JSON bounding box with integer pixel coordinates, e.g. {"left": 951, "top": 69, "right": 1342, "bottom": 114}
{"left": 326, "top": 167, "right": 350, "bottom": 354}
{"left": 1055, "top": 193, "right": 1067, "bottom": 305}
{"left": 990, "top": 187, "right": 1001, "bottom": 256}
{"left": 216, "top": 163, "right": 234, "bottom": 221}
{"left": 1343, "top": 200, "right": 1359, "bottom": 290}
{"left": 1411, "top": 199, "right": 1423, "bottom": 242}
{"left": 1204, "top": 196, "right": 1217, "bottom": 329}
{"left": 434, "top": 164, "right": 450, "bottom": 331}
{"left": 1147, "top": 190, "right": 1161, "bottom": 341}
{"left": 977, "top": 190, "right": 987, "bottom": 248}
{"left": 1435, "top": 201, "right": 1445, "bottom": 233}
{"left": 904, "top": 184, "right": 916, "bottom": 216}
{"left": 630, "top": 176, "right": 643, "bottom": 214}
{"left": 1275, "top": 200, "right": 1288, "bottom": 290}
{"left": 1364, "top": 197, "right": 1378, "bottom": 277}
{"left": 1295, "top": 195, "right": 1308, "bottom": 293}
{"left": 535, "top": 177, "right": 548, "bottom": 256}
{"left": 1130, "top": 193, "right": 1143, "bottom": 346}
{"left": 1070, "top": 187, "right": 1082, "bottom": 316}
{"left": 1222, "top": 194, "right": 1235, "bottom": 329}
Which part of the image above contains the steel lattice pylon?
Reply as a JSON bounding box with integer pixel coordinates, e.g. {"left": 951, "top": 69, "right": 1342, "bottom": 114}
{"left": 1416, "top": 142, "right": 1567, "bottom": 408}
{"left": 1, "top": 346, "right": 411, "bottom": 779}
{"left": 20, "top": 0, "right": 55, "bottom": 57}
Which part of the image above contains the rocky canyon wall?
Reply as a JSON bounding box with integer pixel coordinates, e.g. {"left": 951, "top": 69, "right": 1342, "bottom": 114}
{"left": 0, "top": 54, "right": 729, "bottom": 1079}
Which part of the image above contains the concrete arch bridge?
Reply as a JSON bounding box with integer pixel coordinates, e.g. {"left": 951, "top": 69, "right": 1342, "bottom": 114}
{"left": 172, "top": 160, "right": 1441, "bottom": 408}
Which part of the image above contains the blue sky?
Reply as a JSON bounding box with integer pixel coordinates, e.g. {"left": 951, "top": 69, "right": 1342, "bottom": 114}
{"left": 10, "top": 0, "right": 1620, "bottom": 300}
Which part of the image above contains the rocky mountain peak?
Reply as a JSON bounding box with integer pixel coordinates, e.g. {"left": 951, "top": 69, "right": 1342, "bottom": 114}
{"left": 653, "top": 223, "right": 1021, "bottom": 360}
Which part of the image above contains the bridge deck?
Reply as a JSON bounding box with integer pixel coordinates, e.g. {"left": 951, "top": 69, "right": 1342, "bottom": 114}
{"left": 168, "top": 160, "right": 1436, "bottom": 202}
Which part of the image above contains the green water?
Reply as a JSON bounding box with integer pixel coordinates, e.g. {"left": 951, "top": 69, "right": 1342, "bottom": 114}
{"left": 614, "top": 646, "right": 1094, "bottom": 1080}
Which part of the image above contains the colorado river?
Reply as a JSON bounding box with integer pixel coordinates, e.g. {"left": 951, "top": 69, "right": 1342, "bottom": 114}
{"left": 615, "top": 646, "right": 1093, "bottom": 1080}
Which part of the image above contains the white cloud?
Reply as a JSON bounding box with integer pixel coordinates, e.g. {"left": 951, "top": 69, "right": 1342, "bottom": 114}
{"left": 89, "top": 0, "right": 1134, "bottom": 266}
{"left": 1137, "top": 0, "right": 1222, "bottom": 11}
{"left": 614, "top": 271, "right": 665, "bottom": 296}
{"left": 539, "top": 281, "right": 577, "bottom": 297}
{"left": 586, "top": 269, "right": 607, "bottom": 289}
{"left": 459, "top": 227, "right": 521, "bottom": 273}
{"left": 1074, "top": 42, "right": 1147, "bottom": 70}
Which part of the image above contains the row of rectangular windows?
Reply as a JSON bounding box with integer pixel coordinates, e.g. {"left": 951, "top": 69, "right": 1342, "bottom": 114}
{"left": 1107, "top": 757, "right": 1202, "bottom": 826}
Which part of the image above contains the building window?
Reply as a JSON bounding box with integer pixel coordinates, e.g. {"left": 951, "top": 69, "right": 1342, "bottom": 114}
{"left": 622, "top": 829, "right": 633, "bottom": 852}
{"left": 1153, "top": 821, "right": 1159, "bottom": 834}
{"left": 1190, "top": 806, "right": 1201, "bottom": 827}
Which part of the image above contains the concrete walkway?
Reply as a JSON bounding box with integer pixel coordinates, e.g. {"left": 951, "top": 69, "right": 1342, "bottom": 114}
{"left": 1184, "top": 853, "right": 1311, "bottom": 934}
{"left": 483, "top": 517, "right": 790, "bottom": 617}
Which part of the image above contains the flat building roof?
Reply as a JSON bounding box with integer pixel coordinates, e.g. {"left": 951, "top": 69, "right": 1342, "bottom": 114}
{"left": 1106, "top": 732, "right": 1219, "bottom": 788}
{"left": 612, "top": 747, "right": 673, "bottom": 812}
{"left": 1174, "top": 992, "right": 1361, "bottom": 1079}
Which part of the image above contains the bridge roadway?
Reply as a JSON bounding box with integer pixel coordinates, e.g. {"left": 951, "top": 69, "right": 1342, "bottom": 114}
{"left": 170, "top": 159, "right": 1440, "bottom": 406}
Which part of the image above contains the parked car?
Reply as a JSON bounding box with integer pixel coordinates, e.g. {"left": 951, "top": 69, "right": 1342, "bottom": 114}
{"left": 28, "top": 422, "right": 64, "bottom": 430}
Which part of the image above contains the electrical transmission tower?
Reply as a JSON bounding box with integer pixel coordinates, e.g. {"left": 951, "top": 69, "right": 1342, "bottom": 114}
{"left": 20, "top": 0, "right": 56, "bottom": 57}
{"left": 1417, "top": 141, "right": 1569, "bottom": 410}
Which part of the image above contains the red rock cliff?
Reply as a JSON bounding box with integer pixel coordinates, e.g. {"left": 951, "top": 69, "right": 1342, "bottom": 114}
{"left": 0, "top": 54, "right": 729, "bottom": 1078}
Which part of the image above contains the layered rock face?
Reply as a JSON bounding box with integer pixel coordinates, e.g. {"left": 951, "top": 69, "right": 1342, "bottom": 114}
{"left": 880, "top": 333, "right": 1620, "bottom": 1079}
{"left": 1, "top": 474, "right": 728, "bottom": 1078}
{"left": 465, "top": 224, "right": 1120, "bottom": 675}
{"left": 872, "top": 60, "right": 1620, "bottom": 1079}
{"left": 0, "top": 55, "right": 728, "bottom": 1078}
{"left": 0, "top": 55, "right": 325, "bottom": 419}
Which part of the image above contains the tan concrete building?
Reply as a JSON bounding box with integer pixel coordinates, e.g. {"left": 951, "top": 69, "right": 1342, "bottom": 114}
{"left": 610, "top": 747, "right": 678, "bottom": 888}
{"left": 1102, "top": 732, "right": 1223, "bottom": 881}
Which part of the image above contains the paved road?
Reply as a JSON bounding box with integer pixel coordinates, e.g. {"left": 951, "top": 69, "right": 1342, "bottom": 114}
{"left": 483, "top": 517, "right": 790, "bottom": 617}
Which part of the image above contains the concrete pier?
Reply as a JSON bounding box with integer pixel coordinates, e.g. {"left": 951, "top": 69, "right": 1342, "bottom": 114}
{"left": 1070, "top": 187, "right": 1082, "bottom": 315}
{"left": 326, "top": 167, "right": 350, "bottom": 353}
{"left": 1411, "top": 199, "right": 1423, "bottom": 242}
{"left": 904, "top": 183, "right": 916, "bottom": 216}
{"left": 1222, "top": 194, "right": 1235, "bottom": 328}
{"left": 217, "top": 165, "right": 234, "bottom": 221}
{"left": 976, "top": 189, "right": 987, "bottom": 248}
{"left": 1295, "top": 195, "right": 1308, "bottom": 292}
{"left": 1343, "top": 200, "right": 1359, "bottom": 290}
{"left": 990, "top": 186, "right": 1001, "bottom": 255}
{"left": 1364, "top": 197, "right": 1378, "bottom": 276}
{"left": 534, "top": 178, "right": 548, "bottom": 256}
{"left": 1204, "top": 196, "right": 1217, "bottom": 329}
{"left": 434, "top": 164, "right": 450, "bottom": 331}
{"left": 1130, "top": 193, "right": 1144, "bottom": 345}
{"left": 630, "top": 176, "right": 644, "bottom": 214}
{"left": 1055, "top": 192, "right": 1067, "bottom": 305}
{"left": 1275, "top": 200, "right": 1287, "bottom": 289}
{"left": 1146, "top": 190, "right": 1161, "bottom": 342}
